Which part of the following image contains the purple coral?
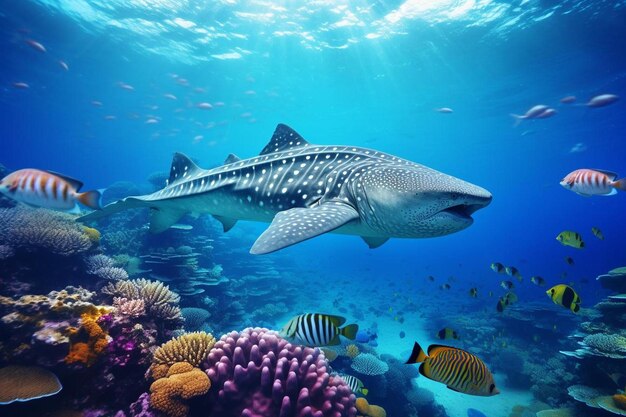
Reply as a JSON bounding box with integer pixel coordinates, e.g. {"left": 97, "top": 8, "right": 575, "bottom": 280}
{"left": 203, "top": 327, "right": 356, "bottom": 417}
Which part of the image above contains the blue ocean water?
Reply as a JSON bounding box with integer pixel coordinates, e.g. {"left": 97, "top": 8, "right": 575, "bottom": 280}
{"left": 1, "top": 1, "right": 625, "bottom": 417}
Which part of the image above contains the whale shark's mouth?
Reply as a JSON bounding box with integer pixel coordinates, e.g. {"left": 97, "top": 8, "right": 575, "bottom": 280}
{"left": 441, "top": 203, "right": 485, "bottom": 220}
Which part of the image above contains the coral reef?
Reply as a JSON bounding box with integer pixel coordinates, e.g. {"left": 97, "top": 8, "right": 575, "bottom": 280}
{"left": 181, "top": 307, "right": 210, "bottom": 331}
{"left": 149, "top": 362, "right": 210, "bottom": 417}
{"left": 65, "top": 312, "right": 109, "bottom": 366}
{"left": 203, "top": 327, "right": 357, "bottom": 417}
{"left": 0, "top": 365, "right": 62, "bottom": 404}
{"left": 346, "top": 344, "right": 360, "bottom": 359}
{"left": 151, "top": 331, "right": 216, "bottom": 373}
{"left": 0, "top": 207, "right": 94, "bottom": 256}
{"left": 114, "top": 297, "right": 146, "bottom": 318}
{"left": 355, "top": 397, "right": 386, "bottom": 417}
{"left": 350, "top": 353, "right": 389, "bottom": 376}
{"left": 93, "top": 266, "right": 130, "bottom": 281}
{"left": 102, "top": 278, "right": 182, "bottom": 323}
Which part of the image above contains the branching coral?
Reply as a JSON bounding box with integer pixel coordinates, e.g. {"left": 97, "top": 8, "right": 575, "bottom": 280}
{"left": 101, "top": 278, "right": 182, "bottom": 321}
{"left": 114, "top": 297, "right": 146, "bottom": 318}
{"left": 0, "top": 207, "right": 93, "bottom": 255}
{"left": 94, "top": 266, "right": 129, "bottom": 281}
{"left": 149, "top": 362, "right": 210, "bottom": 417}
{"left": 151, "top": 332, "right": 216, "bottom": 374}
{"left": 86, "top": 254, "right": 116, "bottom": 273}
{"left": 351, "top": 353, "right": 389, "bottom": 376}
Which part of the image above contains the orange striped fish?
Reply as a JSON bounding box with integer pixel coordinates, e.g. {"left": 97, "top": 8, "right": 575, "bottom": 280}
{"left": 405, "top": 342, "right": 499, "bottom": 396}
{"left": 0, "top": 169, "right": 102, "bottom": 212}
{"left": 560, "top": 169, "right": 626, "bottom": 196}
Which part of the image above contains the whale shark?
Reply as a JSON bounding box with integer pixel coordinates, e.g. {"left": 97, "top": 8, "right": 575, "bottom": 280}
{"left": 78, "top": 124, "right": 492, "bottom": 254}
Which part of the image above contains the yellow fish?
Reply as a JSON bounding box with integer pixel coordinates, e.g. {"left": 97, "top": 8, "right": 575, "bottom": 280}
{"left": 592, "top": 227, "right": 604, "bottom": 240}
{"left": 546, "top": 284, "right": 581, "bottom": 313}
{"left": 405, "top": 342, "right": 499, "bottom": 396}
{"left": 436, "top": 327, "right": 460, "bottom": 340}
{"left": 556, "top": 231, "right": 585, "bottom": 249}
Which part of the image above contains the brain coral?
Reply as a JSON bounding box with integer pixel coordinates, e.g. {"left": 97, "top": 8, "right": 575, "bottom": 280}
{"left": 350, "top": 354, "right": 389, "bottom": 376}
{"left": 149, "top": 362, "right": 210, "bottom": 417}
{"left": 0, "top": 365, "right": 62, "bottom": 404}
{"left": 0, "top": 207, "right": 93, "bottom": 255}
{"left": 151, "top": 331, "right": 216, "bottom": 375}
{"left": 203, "top": 327, "right": 356, "bottom": 417}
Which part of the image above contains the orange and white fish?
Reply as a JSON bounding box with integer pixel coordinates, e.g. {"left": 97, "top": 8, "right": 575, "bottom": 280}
{"left": 560, "top": 169, "right": 626, "bottom": 196}
{"left": 0, "top": 169, "right": 102, "bottom": 212}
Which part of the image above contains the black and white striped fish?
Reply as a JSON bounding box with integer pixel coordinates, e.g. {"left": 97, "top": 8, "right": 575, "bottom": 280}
{"left": 281, "top": 313, "right": 358, "bottom": 346}
{"left": 340, "top": 374, "right": 368, "bottom": 396}
{"left": 405, "top": 342, "right": 499, "bottom": 396}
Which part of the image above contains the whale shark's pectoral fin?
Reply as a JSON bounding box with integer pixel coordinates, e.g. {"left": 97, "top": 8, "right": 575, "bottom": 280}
{"left": 361, "top": 236, "right": 389, "bottom": 249}
{"left": 250, "top": 201, "right": 359, "bottom": 255}
{"left": 213, "top": 215, "right": 238, "bottom": 232}
{"left": 150, "top": 208, "right": 187, "bottom": 233}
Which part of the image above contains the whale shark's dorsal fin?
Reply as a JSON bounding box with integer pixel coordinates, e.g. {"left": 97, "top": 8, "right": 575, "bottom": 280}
{"left": 259, "top": 124, "right": 310, "bottom": 155}
{"left": 168, "top": 153, "right": 201, "bottom": 186}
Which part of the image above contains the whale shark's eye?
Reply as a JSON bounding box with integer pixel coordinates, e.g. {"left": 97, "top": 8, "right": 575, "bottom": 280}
{"left": 450, "top": 192, "right": 460, "bottom": 200}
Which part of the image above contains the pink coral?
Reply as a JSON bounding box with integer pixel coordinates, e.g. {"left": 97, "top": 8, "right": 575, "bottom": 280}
{"left": 113, "top": 297, "right": 146, "bottom": 318}
{"left": 203, "top": 327, "right": 356, "bottom": 417}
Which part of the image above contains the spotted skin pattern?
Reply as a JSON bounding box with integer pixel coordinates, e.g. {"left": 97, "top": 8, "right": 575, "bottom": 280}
{"left": 79, "top": 124, "right": 492, "bottom": 254}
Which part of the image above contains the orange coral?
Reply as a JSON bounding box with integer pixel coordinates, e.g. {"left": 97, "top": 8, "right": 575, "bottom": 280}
{"left": 65, "top": 313, "right": 108, "bottom": 366}
{"left": 614, "top": 394, "right": 626, "bottom": 410}
{"left": 355, "top": 397, "right": 386, "bottom": 417}
{"left": 150, "top": 362, "right": 210, "bottom": 417}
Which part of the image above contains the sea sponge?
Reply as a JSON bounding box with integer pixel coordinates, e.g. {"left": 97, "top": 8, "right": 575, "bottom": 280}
{"left": 83, "top": 226, "right": 101, "bottom": 243}
{"left": 149, "top": 362, "right": 210, "bottom": 417}
{"left": 351, "top": 353, "right": 389, "bottom": 375}
{"left": 65, "top": 313, "right": 109, "bottom": 366}
{"left": 355, "top": 397, "right": 386, "bottom": 417}
{"left": 0, "top": 365, "right": 62, "bottom": 404}
{"left": 346, "top": 344, "right": 360, "bottom": 359}
{"left": 152, "top": 332, "right": 216, "bottom": 371}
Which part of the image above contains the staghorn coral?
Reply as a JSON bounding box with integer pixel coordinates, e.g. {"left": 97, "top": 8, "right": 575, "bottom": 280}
{"left": 0, "top": 207, "right": 93, "bottom": 255}
{"left": 203, "top": 327, "right": 356, "bottom": 417}
{"left": 351, "top": 353, "right": 389, "bottom": 376}
{"left": 101, "top": 278, "right": 182, "bottom": 321}
{"left": 0, "top": 365, "right": 62, "bottom": 404}
{"left": 86, "top": 254, "right": 116, "bottom": 273}
{"left": 94, "top": 266, "right": 129, "bottom": 281}
{"left": 65, "top": 312, "right": 109, "bottom": 366}
{"left": 152, "top": 331, "right": 216, "bottom": 372}
{"left": 355, "top": 397, "right": 386, "bottom": 417}
{"left": 114, "top": 297, "right": 146, "bottom": 318}
{"left": 346, "top": 344, "right": 360, "bottom": 359}
{"left": 149, "top": 362, "right": 210, "bottom": 417}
